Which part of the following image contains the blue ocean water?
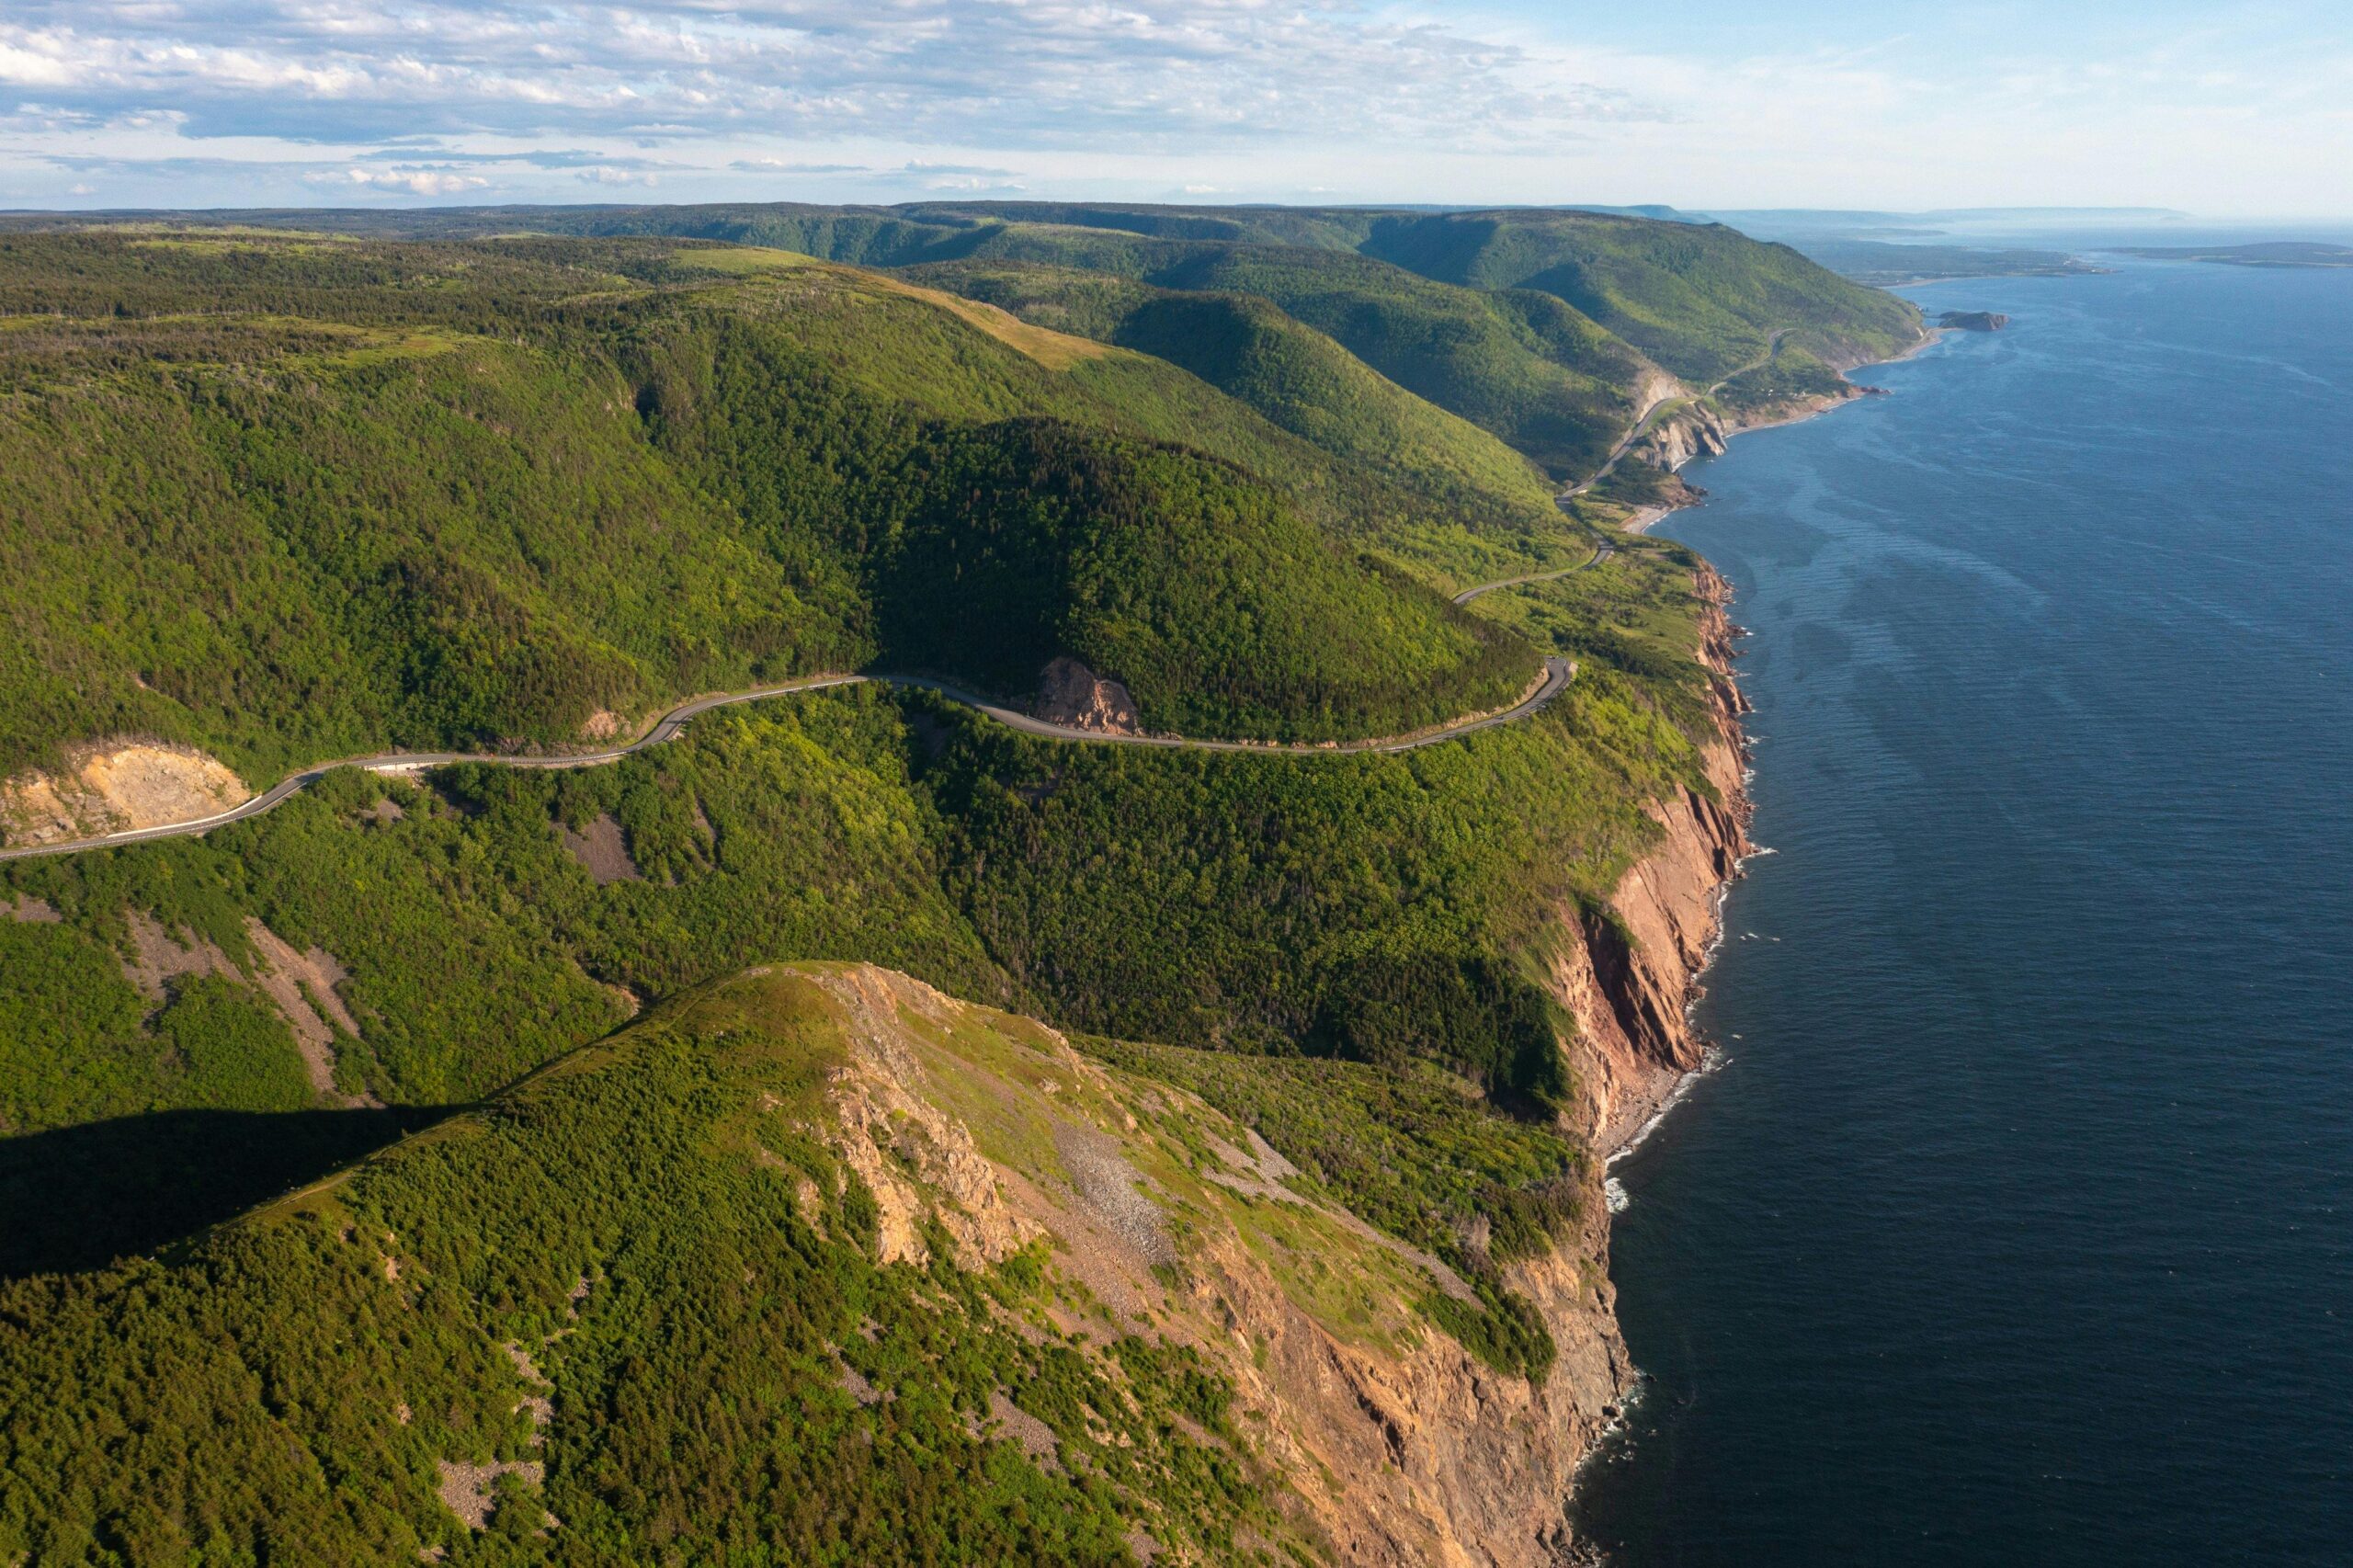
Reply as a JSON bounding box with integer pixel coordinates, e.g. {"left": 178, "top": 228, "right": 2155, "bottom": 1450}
{"left": 1572, "top": 256, "right": 2353, "bottom": 1564}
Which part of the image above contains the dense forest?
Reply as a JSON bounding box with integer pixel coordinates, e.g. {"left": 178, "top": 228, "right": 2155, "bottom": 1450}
{"left": 0, "top": 233, "right": 1543, "bottom": 781}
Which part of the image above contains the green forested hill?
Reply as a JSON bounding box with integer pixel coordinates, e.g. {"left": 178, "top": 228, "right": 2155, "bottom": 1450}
{"left": 910, "top": 231, "right": 1660, "bottom": 482}
{"left": 896, "top": 260, "right": 1562, "bottom": 515}
{"left": 1353, "top": 208, "right": 1925, "bottom": 380}
{"left": 0, "top": 966, "right": 1317, "bottom": 1563}
{"left": 0, "top": 233, "right": 1538, "bottom": 777}
{"left": 0, "top": 204, "right": 1833, "bottom": 1562}
{"left": 0, "top": 958, "right": 1610, "bottom": 1562}
{"left": 11, "top": 200, "right": 1921, "bottom": 480}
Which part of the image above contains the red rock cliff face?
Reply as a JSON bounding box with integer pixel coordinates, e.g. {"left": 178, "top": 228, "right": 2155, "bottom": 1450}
{"left": 1556, "top": 565, "right": 1751, "bottom": 1156}
{"left": 1405, "top": 564, "right": 1748, "bottom": 1560}
{"left": 1301, "top": 566, "right": 1752, "bottom": 1563}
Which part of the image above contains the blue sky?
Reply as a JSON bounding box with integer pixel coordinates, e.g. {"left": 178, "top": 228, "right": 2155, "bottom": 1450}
{"left": 1, "top": 1, "right": 2346, "bottom": 214}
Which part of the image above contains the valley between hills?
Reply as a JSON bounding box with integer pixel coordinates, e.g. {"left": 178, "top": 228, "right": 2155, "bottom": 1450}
{"left": 0, "top": 203, "right": 1923, "bottom": 1563}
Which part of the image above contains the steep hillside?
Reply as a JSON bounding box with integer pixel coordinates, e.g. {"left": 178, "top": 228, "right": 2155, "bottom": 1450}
{"left": 922, "top": 232, "right": 1660, "bottom": 483}
{"left": 0, "top": 233, "right": 1538, "bottom": 782}
{"left": 0, "top": 962, "right": 1631, "bottom": 1565}
{"left": 0, "top": 210, "right": 1779, "bottom": 1562}
{"left": 900, "top": 260, "right": 1562, "bottom": 517}
{"left": 17, "top": 201, "right": 1921, "bottom": 478}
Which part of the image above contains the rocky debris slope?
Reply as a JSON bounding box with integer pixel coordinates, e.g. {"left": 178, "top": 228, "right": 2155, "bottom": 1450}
{"left": 1628, "top": 403, "right": 1730, "bottom": 472}
{"left": 1031, "top": 656, "right": 1142, "bottom": 735}
{"left": 0, "top": 740, "right": 249, "bottom": 847}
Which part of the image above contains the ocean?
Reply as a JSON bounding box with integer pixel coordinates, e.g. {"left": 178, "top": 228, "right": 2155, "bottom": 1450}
{"left": 1571, "top": 251, "right": 2353, "bottom": 1563}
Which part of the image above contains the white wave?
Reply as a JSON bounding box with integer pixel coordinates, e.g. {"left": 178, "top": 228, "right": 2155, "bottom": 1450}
{"left": 1605, "top": 1176, "right": 1630, "bottom": 1214}
{"left": 1607, "top": 1046, "right": 1726, "bottom": 1166}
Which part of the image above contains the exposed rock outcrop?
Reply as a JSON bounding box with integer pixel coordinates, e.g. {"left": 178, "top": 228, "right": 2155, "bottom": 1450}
{"left": 0, "top": 740, "right": 249, "bottom": 847}
{"left": 1031, "top": 656, "right": 1141, "bottom": 734}
{"left": 1555, "top": 564, "right": 1751, "bottom": 1155}
{"left": 766, "top": 964, "right": 1659, "bottom": 1565}
{"left": 1628, "top": 403, "right": 1729, "bottom": 472}
{"left": 115, "top": 906, "right": 374, "bottom": 1107}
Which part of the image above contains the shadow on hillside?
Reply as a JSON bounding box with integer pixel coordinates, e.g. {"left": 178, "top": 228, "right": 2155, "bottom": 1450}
{"left": 0, "top": 1105, "right": 455, "bottom": 1280}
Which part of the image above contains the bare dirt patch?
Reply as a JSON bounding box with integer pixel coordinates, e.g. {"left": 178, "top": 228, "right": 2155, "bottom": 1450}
{"left": 561, "top": 812, "right": 642, "bottom": 885}
{"left": 505, "top": 1342, "right": 553, "bottom": 1433}
{"left": 836, "top": 1358, "right": 886, "bottom": 1406}
{"left": 1, "top": 741, "right": 249, "bottom": 846}
{"left": 120, "top": 908, "right": 236, "bottom": 1005}
{"left": 435, "top": 1459, "right": 544, "bottom": 1531}
{"left": 1052, "top": 1119, "right": 1176, "bottom": 1268}
{"left": 6, "top": 895, "right": 60, "bottom": 923}
{"left": 242, "top": 917, "right": 369, "bottom": 1104}
{"left": 984, "top": 1389, "right": 1063, "bottom": 1471}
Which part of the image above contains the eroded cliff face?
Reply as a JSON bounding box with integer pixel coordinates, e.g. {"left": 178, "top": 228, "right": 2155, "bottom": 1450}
{"left": 1119, "top": 562, "right": 1750, "bottom": 1562}
{"left": 1032, "top": 655, "right": 1142, "bottom": 734}
{"left": 773, "top": 964, "right": 1641, "bottom": 1565}
{"left": 1555, "top": 564, "right": 1752, "bottom": 1156}
{"left": 0, "top": 739, "right": 249, "bottom": 847}
{"left": 1256, "top": 564, "right": 1755, "bottom": 1562}
{"left": 1628, "top": 403, "right": 1729, "bottom": 472}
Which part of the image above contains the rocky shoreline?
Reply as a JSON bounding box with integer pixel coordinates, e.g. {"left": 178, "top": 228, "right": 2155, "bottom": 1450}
{"left": 1509, "top": 331, "right": 1940, "bottom": 1556}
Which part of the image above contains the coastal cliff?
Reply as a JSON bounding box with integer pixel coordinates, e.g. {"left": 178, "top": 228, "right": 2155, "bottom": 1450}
{"left": 1187, "top": 564, "right": 1757, "bottom": 1560}
{"left": 1629, "top": 403, "right": 1730, "bottom": 472}
{"left": 1557, "top": 564, "right": 1752, "bottom": 1156}
{"left": 1322, "top": 562, "right": 1756, "bottom": 1562}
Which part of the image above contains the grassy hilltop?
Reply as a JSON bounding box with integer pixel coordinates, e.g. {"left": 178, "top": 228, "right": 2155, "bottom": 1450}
{"left": 0, "top": 203, "right": 1907, "bottom": 1562}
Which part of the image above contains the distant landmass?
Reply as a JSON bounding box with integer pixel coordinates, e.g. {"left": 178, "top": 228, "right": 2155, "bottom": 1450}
{"left": 1698, "top": 206, "right": 2188, "bottom": 234}
{"left": 1656, "top": 208, "right": 2164, "bottom": 287}
{"left": 2117, "top": 241, "right": 2353, "bottom": 269}
{"left": 1783, "top": 239, "right": 2107, "bottom": 287}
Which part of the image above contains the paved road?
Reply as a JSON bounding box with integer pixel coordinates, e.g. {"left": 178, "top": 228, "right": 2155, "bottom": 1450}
{"left": 0, "top": 659, "right": 1575, "bottom": 865}
{"left": 1450, "top": 540, "right": 1613, "bottom": 606}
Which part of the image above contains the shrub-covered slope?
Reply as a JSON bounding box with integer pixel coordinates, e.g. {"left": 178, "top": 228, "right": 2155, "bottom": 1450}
{"left": 17, "top": 201, "right": 1920, "bottom": 477}
{"left": 0, "top": 961, "right": 1610, "bottom": 1563}
{"left": 0, "top": 211, "right": 1768, "bottom": 1558}
{"left": 0, "top": 967, "right": 1269, "bottom": 1562}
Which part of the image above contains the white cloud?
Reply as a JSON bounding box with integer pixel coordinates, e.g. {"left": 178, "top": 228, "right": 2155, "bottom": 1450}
{"left": 0, "top": 2, "right": 2343, "bottom": 212}
{"left": 733, "top": 157, "right": 870, "bottom": 174}
{"left": 316, "top": 164, "right": 490, "bottom": 196}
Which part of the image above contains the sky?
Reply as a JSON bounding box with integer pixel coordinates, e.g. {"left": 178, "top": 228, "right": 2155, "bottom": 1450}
{"left": 0, "top": 0, "right": 2347, "bottom": 216}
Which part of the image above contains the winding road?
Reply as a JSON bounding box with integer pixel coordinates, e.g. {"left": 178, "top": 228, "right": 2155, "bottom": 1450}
{"left": 1450, "top": 540, "right": 1613, "bottom": 605}
{"left": 0, "top": 656, "right": 1575, "bottom": 865}
{"left": 0, "top": 327, "right": 1826, "bottom": 869}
